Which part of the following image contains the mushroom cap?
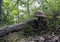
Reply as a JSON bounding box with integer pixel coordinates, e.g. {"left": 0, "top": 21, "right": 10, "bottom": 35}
{"left": 34, "top": 10, "right": 46, "bottom": 17}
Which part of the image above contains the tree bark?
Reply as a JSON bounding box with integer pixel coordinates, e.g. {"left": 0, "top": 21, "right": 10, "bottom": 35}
{"left": 0, "top": 0, "right": 2, "bottom": 25}
{"left": 0, "top": 18, "right": 37, "bottom": 37}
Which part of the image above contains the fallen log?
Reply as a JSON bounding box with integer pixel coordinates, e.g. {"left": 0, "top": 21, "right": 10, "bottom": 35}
{"left": 0, "top": 18, "right": 37, "bottom": 37}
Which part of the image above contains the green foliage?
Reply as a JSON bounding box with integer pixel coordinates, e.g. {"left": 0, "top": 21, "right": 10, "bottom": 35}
{"left": 1, "top": 0, "right": 60, "bottom": 42}
{"left": 2, "top": 0, "right": 60, "bottom": 35}
{"left": 2, "top": 0, "right": 35, "bottom": 26}
{"left": 40, "top": 0, "right": 60, "bottom": 15}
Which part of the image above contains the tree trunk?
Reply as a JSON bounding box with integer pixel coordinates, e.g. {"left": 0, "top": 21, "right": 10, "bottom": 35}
{"left": 0, "top": 0, "right": 2, "bottom": 25}
{"left": 0, "top": 18, "right": 37, "bottom": 37}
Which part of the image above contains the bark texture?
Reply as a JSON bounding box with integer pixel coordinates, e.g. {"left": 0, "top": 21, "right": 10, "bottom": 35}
{"left": 0, "top": 18, "right": 37, "bottom": 37}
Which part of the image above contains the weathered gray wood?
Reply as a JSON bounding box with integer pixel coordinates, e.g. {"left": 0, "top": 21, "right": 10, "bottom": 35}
{"left": 0, "top": 0, "right": 2, "bottom": 25}
{"left": 0, "top": 18, "right": 37, "bottom": 37}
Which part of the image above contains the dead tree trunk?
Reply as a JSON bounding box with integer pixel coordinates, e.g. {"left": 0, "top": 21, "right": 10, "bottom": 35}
{"left": 0, "top": 18, "right": 37, "bottom": 37}
{"left": 0, "top": 0, "right": 2, "bottom": 25}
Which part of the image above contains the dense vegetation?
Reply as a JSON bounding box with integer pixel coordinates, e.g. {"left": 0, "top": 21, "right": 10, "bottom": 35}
{"left": 0, "top": 0, "right": 60, "bottom": 42}
{"left": 1, "top": 0, "right": 60, "bottom": 35}
{"left": 1, "top": 0, "right": 60, "bottom": 26}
